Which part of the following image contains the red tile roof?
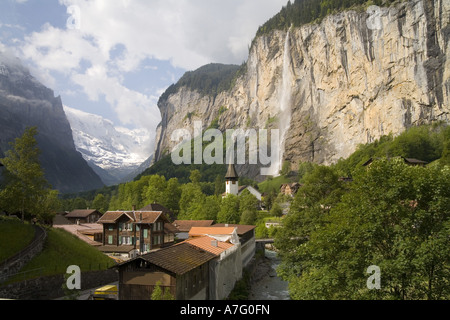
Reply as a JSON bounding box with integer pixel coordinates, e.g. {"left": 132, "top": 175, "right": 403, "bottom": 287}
{"left": 185, "top": 236, "right": 234, "bottom": 255}
{"left": 188, "top": 227, "right": 236, "bottom": 237}
{"left": 211, "top": 224, "right": 256, "bottom": 235}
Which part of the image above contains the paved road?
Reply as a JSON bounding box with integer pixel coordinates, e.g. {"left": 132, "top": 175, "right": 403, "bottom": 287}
{"left": 55, "top": 282, "right": 118, "bottom": 300}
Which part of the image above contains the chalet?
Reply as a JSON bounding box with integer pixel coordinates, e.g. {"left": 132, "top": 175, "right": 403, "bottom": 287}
{"left": 97, "top": 208, "right": 176, "bottom": 260}
{"left": 116, "top": 242, "right": 217, "bottom": 300}
{"left": 65, "top": 209, "right": 102, "bottom": 224}
{"left": 172, "top": 220, "right": 215, "bottom": 240}
{"left": 280, "top": 183, "right": 301, "bottom": 197}
{"left": 116, "top": 234, "right": 242, "bottom": 300}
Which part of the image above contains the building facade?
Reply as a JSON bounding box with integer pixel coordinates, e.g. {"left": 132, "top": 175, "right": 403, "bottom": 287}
{"left": 98, "top": 208, "right": 175, "bottom": 259}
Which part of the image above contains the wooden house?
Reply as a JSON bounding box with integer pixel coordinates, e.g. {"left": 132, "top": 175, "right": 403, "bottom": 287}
{"left": 97, "top": 209, "right": 176, "bottom": 259}
{"left": 65, "top": 209, "right": 102, "bottom": 224}
{"left": 116, "top": 234, "right": 242, "bottom": 300}
{"left": 116, "top": 242, "right": 217, "bottom": 300}
{"left": 280, "top": 183, "right": 301, "bottom": 197}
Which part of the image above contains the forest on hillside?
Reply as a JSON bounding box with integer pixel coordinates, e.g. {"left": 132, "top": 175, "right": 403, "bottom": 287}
{"left": 275, "top": 123, "right": 450, "bottom": 300}
{"left": 255, "top": 0, "right": 399, "bottom": 38}
{"left": 61, "top": 123, "right": 449, "bottom": 217}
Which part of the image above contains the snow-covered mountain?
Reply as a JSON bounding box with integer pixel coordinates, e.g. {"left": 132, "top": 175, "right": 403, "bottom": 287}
{"left": 63, "top": 106, "right": 153, "bottom": 185}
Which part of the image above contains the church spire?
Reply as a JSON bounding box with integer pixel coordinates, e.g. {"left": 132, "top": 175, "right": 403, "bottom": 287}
{"left": 225, "top": 163, "right": 238, "bottom": 180}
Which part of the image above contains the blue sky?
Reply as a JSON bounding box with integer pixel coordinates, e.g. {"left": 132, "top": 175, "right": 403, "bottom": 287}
{"left": 0, "top": 0, "right": 288, "bottom": 143}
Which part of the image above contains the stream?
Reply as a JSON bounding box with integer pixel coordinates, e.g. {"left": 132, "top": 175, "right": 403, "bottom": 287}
{"left": 249, "top": 250, "right": 290, "bottom": 300}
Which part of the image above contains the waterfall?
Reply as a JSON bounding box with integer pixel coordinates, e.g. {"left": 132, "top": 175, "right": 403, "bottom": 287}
{"left": 271, "top": 30, "right": 292, "bottom": 176}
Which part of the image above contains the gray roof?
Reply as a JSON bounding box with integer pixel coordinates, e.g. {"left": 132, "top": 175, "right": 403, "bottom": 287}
{"left": 225, "top": 163, "right": 238, "bottom": 179}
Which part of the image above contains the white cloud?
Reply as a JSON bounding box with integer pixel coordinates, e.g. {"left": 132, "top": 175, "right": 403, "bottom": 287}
{"left": 16, "top": 0, "right": 288, "bottom": 134}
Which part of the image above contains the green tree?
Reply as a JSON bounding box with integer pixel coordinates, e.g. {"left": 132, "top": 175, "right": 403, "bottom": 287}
{"left": 151, "top": 281, "right": 175, "bottom": 300}
{"left": 189, "top": 169, "right": 202, "bottom": 184}
{"left": 0, "top": 127, "right": 55, "bottom": 222}
{"left": 275, "top": 165, "right": 346, "bottom": 280}
{"left": 203, "top": 195, "right": 220, "bottom": 221}
{"left": 164, "top": 178, "right": 181, "bottom": 214}
{"left": 284, "top": 159, "right": 450, "bottom": 300}
{"left": 92, "top": 194, "right": 109, "bottom": 213}
{"left": 218, "top": 194, "right": 240, "bottom": 224}
{"left": 239, "top": 189, "right": 258, "bottom": 225}
{"left": 280, "top": 160, "right": 291, "bottom": 176}
{"left": 270, "top": 202, "right": 283, "bottom": 218}
{"left": 143, "top": 175, "right": 167, "bottom": 206}
{"left": 178, "top": 182, "right": 205, "bottom": 219}
{"left": 214, "top": 174, "right": 225, "bottom": 196}
{"left": 151, "top": 281, "right": 163, "bottom": 300}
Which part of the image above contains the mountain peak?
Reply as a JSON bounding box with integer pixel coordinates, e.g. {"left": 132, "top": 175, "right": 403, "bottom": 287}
{"left": 63, "top": 105, "right": 153, "bottom": 185}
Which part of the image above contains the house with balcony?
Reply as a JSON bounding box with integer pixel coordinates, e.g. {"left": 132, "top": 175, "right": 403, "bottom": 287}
{"left": 97, "top": 205, "right": 176, "bottom": 260}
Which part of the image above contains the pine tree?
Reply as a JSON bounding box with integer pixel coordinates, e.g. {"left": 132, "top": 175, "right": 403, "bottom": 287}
{"left": 0, "top": 127, "right": 58, "bottom": 222}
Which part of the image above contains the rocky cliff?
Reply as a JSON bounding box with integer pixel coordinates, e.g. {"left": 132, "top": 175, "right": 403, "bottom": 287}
{"left": 154, "top": 0, "right": 450, "bottom": 179}
{"left": 0, "top": 53, "right": 104, "bottom": 193}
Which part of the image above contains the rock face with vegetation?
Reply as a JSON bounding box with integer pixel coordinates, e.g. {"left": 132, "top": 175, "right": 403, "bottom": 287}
{"left": 153, "top": 0, "right": 450, "bottom": 178}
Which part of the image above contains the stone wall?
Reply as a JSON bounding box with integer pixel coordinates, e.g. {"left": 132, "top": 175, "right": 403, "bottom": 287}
{"left": 0, "top": 225, "right": 46, "bottom": 284}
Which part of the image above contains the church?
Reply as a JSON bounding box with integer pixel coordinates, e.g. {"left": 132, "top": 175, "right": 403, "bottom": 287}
{"left": 223, "top": 163, "right": 262, "bottom": 203}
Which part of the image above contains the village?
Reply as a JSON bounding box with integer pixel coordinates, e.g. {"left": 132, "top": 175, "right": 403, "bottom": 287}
{"left": 1, "top": 155, "right": 434, "bottom": 301}
{"left": 47, "top": 163, "right": 292, "bottom": 300}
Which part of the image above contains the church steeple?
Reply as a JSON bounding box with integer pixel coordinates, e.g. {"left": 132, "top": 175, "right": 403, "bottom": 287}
{"left": 225, "top": 163, "right": 238, "bottom": 181}
{"left": 225, "top": 163, "right": 239, "bottom": 196}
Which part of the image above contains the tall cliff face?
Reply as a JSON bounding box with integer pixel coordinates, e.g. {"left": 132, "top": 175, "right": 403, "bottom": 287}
{"left": 0, "top": 53, "right": 104, "bottom": 193}
{"left": 154, "top": 0, "right": 450, "bottom": 178}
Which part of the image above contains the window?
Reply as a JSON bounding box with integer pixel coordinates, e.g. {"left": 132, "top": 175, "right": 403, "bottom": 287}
{"left": 121, "top": 236, "right": 132, "bottom": 245}
{"left": 153, "top": 235, "right": 162, "bottom": 245}
{"left": 108, "top": 235, "right": 113, "bottom": 245}
{"left": 108, "top": 225, "right": 113, "bottom": 231}
{"left": 143, "top": 229, "right": 148, "bottom": 238}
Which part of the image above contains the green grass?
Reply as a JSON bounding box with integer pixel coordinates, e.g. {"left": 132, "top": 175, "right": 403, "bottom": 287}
{"left": 0, "top": 217, "right": 35, "bottom": 262}
{"left": 7, "top": 227, "right": 116, "bottom": 283}
{"left": 258, "top": 175, "right": 292, "bottom": 194}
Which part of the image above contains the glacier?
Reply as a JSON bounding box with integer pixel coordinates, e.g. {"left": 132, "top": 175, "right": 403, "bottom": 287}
{"left": 63, "top": 106, "right": 153, "bottom": 185}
